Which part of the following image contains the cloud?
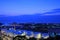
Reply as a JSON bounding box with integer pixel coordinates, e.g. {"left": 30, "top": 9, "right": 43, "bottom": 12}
{"left": 43, "top": 13, "right": 60, "bottom": 15}
{"left": 42, "top": 8, "right": 60, "bottom": 15}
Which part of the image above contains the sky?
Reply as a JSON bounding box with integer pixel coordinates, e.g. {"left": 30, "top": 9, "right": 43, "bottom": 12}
{"left": 0, "top": 0, "right": 60, "bottom": 16}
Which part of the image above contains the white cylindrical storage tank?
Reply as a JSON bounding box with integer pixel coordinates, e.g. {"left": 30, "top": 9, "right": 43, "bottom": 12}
{"left": 18, "top": 30, "right": 26, "bottom": 36}
{"left": 1, "top": 29, "right": 6, "bottom": 34}
{"left": 34, "top": 32, "right": 42, "bottom": 40}
{"left": 42, "top": 33, "right": 49, "bottom": 39}
{"left": 25, "top": 31, "right": 34, "bottom": 39}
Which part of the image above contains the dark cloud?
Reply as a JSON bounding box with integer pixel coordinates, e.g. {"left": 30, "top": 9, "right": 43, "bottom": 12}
{"left": 43, "top": 8, "right": 60, "bottom": 15}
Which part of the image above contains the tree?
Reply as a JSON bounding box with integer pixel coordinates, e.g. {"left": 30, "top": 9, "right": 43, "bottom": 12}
{"left": 23, "top": 23, "right": 32, "bottom": 30}
{"left": 13, "top": 35, "right": 27, "bottom": 40}
{"left": 0, "top": 23, "right": 3, "bottom": 31}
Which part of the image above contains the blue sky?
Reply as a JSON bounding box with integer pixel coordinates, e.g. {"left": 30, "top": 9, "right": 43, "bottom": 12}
{"left": 0, "top": 0, "right": 60, "bottom": 16}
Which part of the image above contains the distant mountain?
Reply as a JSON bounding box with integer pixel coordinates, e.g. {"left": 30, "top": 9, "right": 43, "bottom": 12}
{"left": 0, "top": 8, "right": 60, "bottom": 23}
